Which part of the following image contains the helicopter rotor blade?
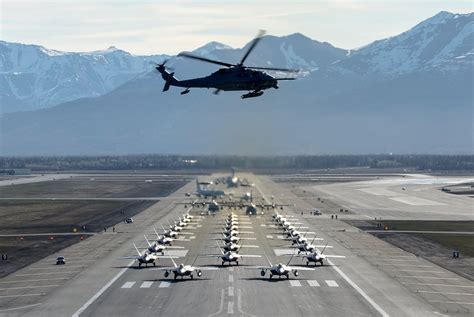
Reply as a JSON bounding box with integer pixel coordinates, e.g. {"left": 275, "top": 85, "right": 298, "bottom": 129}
{"left": 177, "top": 52, "right": 234, "bottom": 68}
{"left": 239, "top": 30, "right": 266, "bottom": 66}
{"left": 245, "top": 66, "right": 299, "bottom": 72}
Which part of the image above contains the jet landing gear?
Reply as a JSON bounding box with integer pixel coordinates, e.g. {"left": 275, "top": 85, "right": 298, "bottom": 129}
{"left": 241, "top": 91, "right": 264, "bottom": 99}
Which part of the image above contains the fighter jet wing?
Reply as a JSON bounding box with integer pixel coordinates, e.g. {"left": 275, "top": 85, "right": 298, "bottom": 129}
{"left": 243, "top": 266, "right": 269, "bottom": 270}
{"left": 324, "top": 255, "right": 346, "bottom": 258}
{"left": 239, "top": 255, "right": 262, "bottom": 258}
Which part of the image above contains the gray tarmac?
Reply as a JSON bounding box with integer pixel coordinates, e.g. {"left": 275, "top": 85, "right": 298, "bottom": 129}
{"left": 0, "top": 173, "right": 472, "bottom": 316}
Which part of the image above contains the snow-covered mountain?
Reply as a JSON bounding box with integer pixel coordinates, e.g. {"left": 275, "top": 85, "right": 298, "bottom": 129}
{"left": 331, "top": 11, "right": 473, "bottom": 76}
{"left": 1, "top": 11, "right": 473, "bottom": 155}
{"left": 0, "top": 41, "right": 168, "bottom": 113}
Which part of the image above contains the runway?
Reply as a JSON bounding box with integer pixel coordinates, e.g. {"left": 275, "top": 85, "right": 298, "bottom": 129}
{"left": 0, "top": 174, "right": 472, "bottom": 316}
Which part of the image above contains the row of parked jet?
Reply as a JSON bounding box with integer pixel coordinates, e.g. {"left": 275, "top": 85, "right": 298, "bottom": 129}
{"left": 272, "top": 212, "right": 345, "bottom": 266}
{"left": 205, "top": 213, "right": 261, "bottom": 266}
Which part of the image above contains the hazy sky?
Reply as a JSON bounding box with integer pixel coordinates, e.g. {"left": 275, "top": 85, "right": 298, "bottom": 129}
{"left": 1, "top": 0, "right": 472, "bottom": 55}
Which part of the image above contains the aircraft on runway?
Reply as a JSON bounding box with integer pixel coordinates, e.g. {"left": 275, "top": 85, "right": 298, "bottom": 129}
{"left": 295, "top": 243, "right": 346, "bottom": 266}
{"left": 215, "top": 168, "right": 255, "bottom": 188}
{"left": 248, "top": 253, "right": 314, "bottom": 279}
{"left": 158, "top": 254, "right": 218, "bottom": 280}
{"left": 155, "top": 30, "right": 298, "bottom": 99}
{"left": 203, "top": 243, "right": 261, "bottom": 266}
{"left": 188, "top": 180, "right": 226, "bottom": 198}
{"left": 121, "top": 243, "right": 175, "bottom": 268}
{"left": 143, "top": 235, "right": 184, "bottom": 255}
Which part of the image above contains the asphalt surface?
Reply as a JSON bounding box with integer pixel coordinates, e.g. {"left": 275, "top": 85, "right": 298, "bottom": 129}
{"left": 0, "top": 173, "right": 472, "bottom": 316}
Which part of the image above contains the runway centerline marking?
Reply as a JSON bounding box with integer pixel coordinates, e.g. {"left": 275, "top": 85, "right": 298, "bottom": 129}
{"left": 229, "top": 275, "right": 234, "bottom": 283}
{"left": 227, "top": 301, "right": 234, "bottom": 314}
{"left": 229, "top": 286, "right": 234, "bottom": 297}
{"left": 121, "top": 281, "right": 135, "bottom": 289}
{"left": 72, "top": 259, "right": 135, "bottom": 317}
{"left": 266, "top": 235, "right": 273, "bottom": 239}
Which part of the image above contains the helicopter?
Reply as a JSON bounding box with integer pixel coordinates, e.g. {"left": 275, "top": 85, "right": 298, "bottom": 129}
{"left": 155, "top": 30, "right": 298, "bottom": 99}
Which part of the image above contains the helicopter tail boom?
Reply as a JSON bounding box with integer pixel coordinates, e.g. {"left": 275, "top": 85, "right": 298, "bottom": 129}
{"left": 156, "top": 63, "right": 179, "bottom": 92}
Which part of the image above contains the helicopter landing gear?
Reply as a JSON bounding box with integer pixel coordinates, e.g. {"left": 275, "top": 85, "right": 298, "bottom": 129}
{"left": 241, "top": 90, "right": 263, "bottom": 99}
{"left": 181, "top": 88, "right": 190, "bottom": 95}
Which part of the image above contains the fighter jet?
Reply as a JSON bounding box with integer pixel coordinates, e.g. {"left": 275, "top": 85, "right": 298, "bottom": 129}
{"left": 156, "top": 254, "right": 218, "bottom": 280}
{"left": 120, "top": 243, "right": 175, "bottom": 268}
{"left": 248, "top": 253, "right": 314, "bottom": 279}
{"left": 297, "top": 244, "right": 346, "bottom": 266}
{"left": 204, "top": 243, "right": 261, "bottom": 266}
{"left": 143, "top": 235, "right": 184, "bottom": 255}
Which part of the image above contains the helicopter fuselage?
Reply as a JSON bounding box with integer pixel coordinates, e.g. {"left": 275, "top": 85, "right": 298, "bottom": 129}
{"left": 172, "top": 67, "right": 278, "bottom": 91}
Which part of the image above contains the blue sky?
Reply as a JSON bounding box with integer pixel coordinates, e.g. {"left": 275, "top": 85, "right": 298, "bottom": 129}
{"left": 1, "top": 0, "right": 472, "bottom": 55}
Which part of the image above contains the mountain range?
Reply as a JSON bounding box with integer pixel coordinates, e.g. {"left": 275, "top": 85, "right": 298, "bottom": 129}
{"left": 1, "top": 11, "right": 472, "bottom": 155}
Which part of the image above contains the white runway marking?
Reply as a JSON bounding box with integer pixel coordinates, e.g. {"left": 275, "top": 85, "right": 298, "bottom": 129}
{"left": 0, "top": 285, "right": 59, "bottom": 291}
{"left": 398, "top": 269, "right": 443, "bottom": 273}
{"left": 159, "top": 281, "right": 171, "bottom": 288}
{"left": 266, "top": 235, "right": 273, "bottom": 239}
{"left": 289, "top": 280, "right": 302, "bottom": 287}
{"left": 190, "top": 236, "right": 196, "bottom": 240}
{"left": 328, "top": 258, "right": 389, "bottom": 317}
{"left": 418, "top": 290, "right": 474, "bottom": 296}
{"left": 121, "top": 281, "right": 135, "bottom": 289}
{"left": 358, "top": 187, "right": 398, "bottom": 196}
{"left": 16, "top": 271, "right": 80, "bottom": 276}
{"left": 72, "top": 259, "right": 135, "bottom": 317}
{"left": 397, "top": 276, "right": 458, "bottom": 280}
{"left": 140, "top": 281, "right": 153, "bottom": 288}
{"left": 197, "top": 225, "right": 202, "bottom": 228}
{"left": 229, "top": 286, "right": 234, "bottom": 297}
{"left": 307, "top": 280, "right": 320, "bottom": 287}
{"left": 429, "top": 300, "right": 474, "bottom": 305}
{"left": 227, "top": 301, "right": 234, "bottom": 314}
{"left": 260, "top": 224, "right": 266, "bottom": 227}
{"left": 402, "top": 282, "right": 474, "bottom": 288}
{"left": 167, "top": 250, "right": 188, "bottom": 257}
{"left": 376, "top": 264, "right": 432, "bottom": 268}
{"left": 273, "top": 248, "right": 296, "bottom": 256}
{"left": 229, "top": 267, "right": 234, "bottom": 272}
{"left": 277, "top": 235, "right": 285, "bottom": 240}
{"left": 0, "top": 277, "right": 69, "bottom": 283}
{"left": 325, "top": 280, "right": 339, "bottom": 287}
{"left": 389, "top": 196, "right": 445, "bottom": 206}
{"left": 0, "top": 293, "right": 45, "bottom": 298}
{"left": 229, "top": 275, "right": 234, "bottom": 283}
